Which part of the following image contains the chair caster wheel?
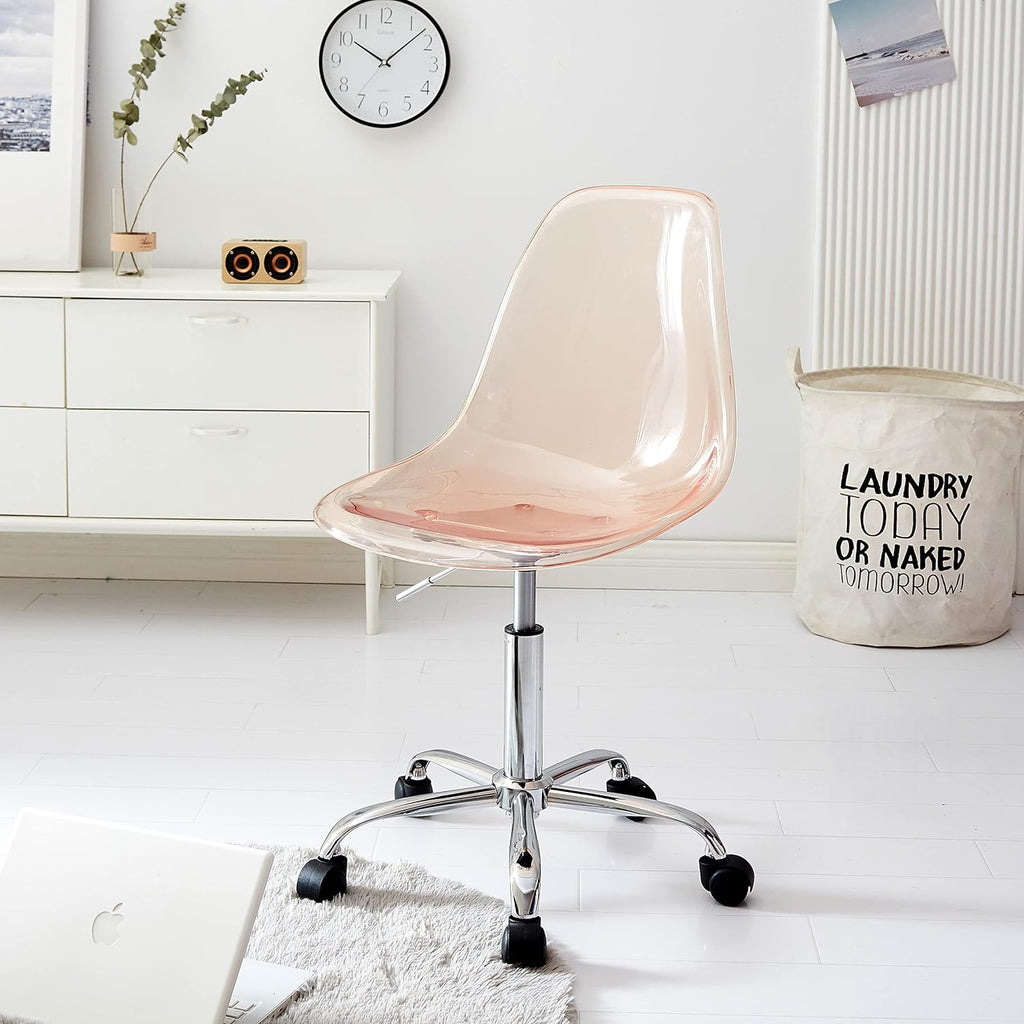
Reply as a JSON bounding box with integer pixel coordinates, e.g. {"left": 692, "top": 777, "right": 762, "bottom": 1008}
{"left": 606, "top": 774, "right": 657, "bottom": 822}
{"left": 395, "top": 774, "right": 433, "bottom": 799}
{"left": 296, "top": 855, "right": 347, "bottom": 902}
{"left": 699, "top": 853, "right": 754, "bottom": 906}
{"left": 501, "top": 915, "right": 547, "bottom": 967}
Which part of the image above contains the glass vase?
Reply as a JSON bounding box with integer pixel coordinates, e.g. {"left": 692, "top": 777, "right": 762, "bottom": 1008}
{"left": 111, "top": 187, "right": 156, "bottom": 276}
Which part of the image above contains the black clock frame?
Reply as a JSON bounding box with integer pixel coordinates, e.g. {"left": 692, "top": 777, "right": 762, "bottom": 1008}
{"left": 318, "top": 0, "right": 451, "bottom": 129}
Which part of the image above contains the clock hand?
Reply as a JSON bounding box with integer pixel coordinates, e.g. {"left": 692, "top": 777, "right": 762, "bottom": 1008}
{"left": 353, "top": 39, "right": 389, "bottom": 66}
{"left": 383, "top": 27, "right": 425, "bottom": 64}
{"left": 356, "top": 64, "right": 385, "bottom": 96}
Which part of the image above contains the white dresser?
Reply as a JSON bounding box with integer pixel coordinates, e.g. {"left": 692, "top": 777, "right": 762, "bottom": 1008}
{"left": 0, "top": 267, "right": 399, "bottom": 633}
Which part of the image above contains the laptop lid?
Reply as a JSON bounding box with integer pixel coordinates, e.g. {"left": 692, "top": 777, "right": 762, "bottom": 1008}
{"left": 0, "top": 809, "right": 273, "bottom": 1024}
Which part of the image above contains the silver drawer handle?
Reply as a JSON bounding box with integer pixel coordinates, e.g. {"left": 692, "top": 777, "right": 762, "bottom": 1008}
{"left": 187, "top": 313, "right": 249, "bottom": 327}
{"left": 190, "top": 426, "right": 248, "bottom": 438}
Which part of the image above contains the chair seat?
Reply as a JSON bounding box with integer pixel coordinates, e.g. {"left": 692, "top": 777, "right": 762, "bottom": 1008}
{"left": 312, "top": 186, "right": 734, "bottom": 572}
{"left": 314, "top": 436, "right": 718, "bottom": 570}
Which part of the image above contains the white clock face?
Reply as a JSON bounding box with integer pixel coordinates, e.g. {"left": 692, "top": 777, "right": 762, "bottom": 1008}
{"left": 319, "top": 1, "right": 450, "bottom": 128}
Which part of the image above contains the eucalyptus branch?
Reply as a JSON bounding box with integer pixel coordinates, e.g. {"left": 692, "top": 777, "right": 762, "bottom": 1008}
{"left": 172, "top": 70, "right": 267, "bottom": 166}
{"left": 110, "top": 2, "right": 268, "bottom": 275}
{"left": 112, "top": 2, "right": 186, "bottom": 183}
{"left": 126, "top": 70, "right": 268, "bottom": 236}
{"left": 111, "top": 2, "right": 185, "bottom": 273}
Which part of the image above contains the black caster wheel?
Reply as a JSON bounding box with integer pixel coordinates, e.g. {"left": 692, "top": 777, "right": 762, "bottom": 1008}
{"left": 699, "top": 853, "right": 754, "bottom": 906}
{"left": 606, "top": 774, "right": 657, "bottom": 822}
{"left": 394, "top": 774, "right": 433, "bottom": 799}
{"left": 501, "top": 915, "right": 547, "bottom": 967}
{"left": 296, "top": 854, "right": 347, "bottom": 902}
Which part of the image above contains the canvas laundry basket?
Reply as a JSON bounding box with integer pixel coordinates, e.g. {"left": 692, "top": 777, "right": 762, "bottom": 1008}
{"left": 790, "top": 348, "right": 1024, "bottom": 647}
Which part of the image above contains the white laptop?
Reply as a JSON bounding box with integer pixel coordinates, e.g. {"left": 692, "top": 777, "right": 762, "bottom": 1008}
{"left": 0, "top": 810, "right": 314, "bottom": 1024}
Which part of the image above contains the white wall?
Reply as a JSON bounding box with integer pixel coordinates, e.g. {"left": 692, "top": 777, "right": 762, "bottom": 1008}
{"left": 83, "top": 0, "right": 824, "bottom": 544}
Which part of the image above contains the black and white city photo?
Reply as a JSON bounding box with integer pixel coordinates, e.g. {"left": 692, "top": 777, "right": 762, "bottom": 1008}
{"left": 0, "top": 0, "right": 54, "bottom": 152}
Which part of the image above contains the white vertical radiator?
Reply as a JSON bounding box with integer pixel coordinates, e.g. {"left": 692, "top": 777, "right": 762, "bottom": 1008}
{"left": 814, "top": 0, "right": 1024, "bottom": 593}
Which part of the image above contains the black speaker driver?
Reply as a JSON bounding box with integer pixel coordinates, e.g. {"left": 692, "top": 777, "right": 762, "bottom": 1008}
{"left": 225, "top": 245, "right": 260, "bottom": 281}
{"left": 264, "top": 244, "right": 299, "bottom": 281}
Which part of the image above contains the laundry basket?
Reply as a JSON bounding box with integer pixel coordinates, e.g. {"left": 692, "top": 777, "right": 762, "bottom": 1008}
{"left": 790, "top": 348, "right": 1024, "bottom": 647}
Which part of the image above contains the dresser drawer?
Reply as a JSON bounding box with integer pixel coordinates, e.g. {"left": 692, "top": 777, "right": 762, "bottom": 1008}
{"left": 67, "top": 410, "right": 367, "bottom": 520}
{"left": 0, "top": 408, "right": 67, "bottom": 515}
{"left": 65, "top": 299, "right": 370, "bottom": 411}
{"left": 0, "top": 298, "right": 64, "bottom": 407}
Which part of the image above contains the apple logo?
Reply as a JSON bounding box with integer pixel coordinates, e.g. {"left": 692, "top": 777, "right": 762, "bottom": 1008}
{"left": 91, "top": 903, "right": 125, "bottom": 946}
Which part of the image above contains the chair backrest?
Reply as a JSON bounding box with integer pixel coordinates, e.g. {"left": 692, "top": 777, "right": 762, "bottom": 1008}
{"left": 457, "top": 185, "right": 736, "bottom": 513}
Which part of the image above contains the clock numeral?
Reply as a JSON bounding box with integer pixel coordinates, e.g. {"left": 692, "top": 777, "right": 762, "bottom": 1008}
{"left": 358, "top": 12, "right": 368, "bottom": 29}
{"left": 402, "top": 95, "right": 412, "bottom": 111}
{"left": 356, "top": 93, "right": 366, "bottom": 108}
{"left": 329, "top": 52, "right": 342, "bottom": 67}
{"left": 420, "top": 80, "right": 431, "bottom": 94}
{"left": 378, "top": 101, "right": 389, "bottom": 117}
{"left": 340, "top": 30, "right": 353, "bottom": 46}
{"left": 409, "top": 15, "right": 415, "bottom": 29}
{"left": 422, "top": 33, "right": 433, "bottom": 51}
{"left": 380, "top": 6, "right": 393, "bottom": 24}
{"left": 338, "top": 76, "right": 349, "bottom": 92}
{"left": 428, "top": 56, "right": 439, "bottom": 72}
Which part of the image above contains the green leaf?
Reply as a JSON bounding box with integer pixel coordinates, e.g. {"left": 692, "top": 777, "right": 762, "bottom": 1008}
{"left": 126, "top": 128, "right": 138, "bottom": 146}
{"left": 190, "top": 113, "right": 205, "bottom": 130}
{"left": 113, "top": 122, "right": 126, "bottom": 139}
{"left": 140, "top": 40, "right": 155, "bottom": 58}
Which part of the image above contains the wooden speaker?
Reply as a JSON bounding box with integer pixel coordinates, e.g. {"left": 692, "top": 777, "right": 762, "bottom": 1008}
{"left": 221, "top": 239, "right": 306, "bottom": 284}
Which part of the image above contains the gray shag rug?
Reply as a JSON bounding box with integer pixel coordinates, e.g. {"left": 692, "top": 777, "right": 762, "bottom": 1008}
{"left": 248, "top": 846, "right": 576, "bottom": 1024}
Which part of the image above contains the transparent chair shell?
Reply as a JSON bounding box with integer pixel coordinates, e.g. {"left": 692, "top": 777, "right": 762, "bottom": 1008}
{"left": 315, "top": 185, "right": 736, "bottom": 570}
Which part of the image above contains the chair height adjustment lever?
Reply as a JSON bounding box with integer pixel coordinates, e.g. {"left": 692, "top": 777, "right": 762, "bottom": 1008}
{"left": 394, "top": 567, "right": 457, "bottom": 603}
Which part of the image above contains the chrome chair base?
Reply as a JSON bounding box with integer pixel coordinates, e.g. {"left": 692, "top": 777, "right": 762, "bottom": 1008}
{"left": 297, "top": 746, "right": 755, "bottom": 961}
{"left": 313, "top": 746, "right": 729, "bottom": 864}
{"left": 296, "top": 572, "right": 755, "bottom": 966}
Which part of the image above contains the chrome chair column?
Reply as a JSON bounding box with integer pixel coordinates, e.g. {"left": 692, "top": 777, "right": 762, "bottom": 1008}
{"left": 503, "top": 570, "right": 544, "bottom": 783}
{"left": 494, "top": 570, "right": 549, "bottom": 964}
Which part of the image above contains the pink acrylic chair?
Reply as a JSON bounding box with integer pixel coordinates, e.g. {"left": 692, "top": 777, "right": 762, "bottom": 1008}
{"left": 297, "top": 186, "right": 753, "bottom": 966}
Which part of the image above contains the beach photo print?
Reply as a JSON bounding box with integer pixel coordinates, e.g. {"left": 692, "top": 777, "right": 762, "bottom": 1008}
{"left": 829, "top": 0, "right": 956, "bottom": 107}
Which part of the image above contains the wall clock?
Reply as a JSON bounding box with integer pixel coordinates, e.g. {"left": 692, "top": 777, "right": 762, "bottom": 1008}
{"left": 319, "top": 1, "right": 450, "bottom": 128}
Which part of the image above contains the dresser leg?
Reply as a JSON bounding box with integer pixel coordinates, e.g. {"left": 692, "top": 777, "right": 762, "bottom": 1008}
{"left": 365, "top": 551, "right": 381, "bottom": 635}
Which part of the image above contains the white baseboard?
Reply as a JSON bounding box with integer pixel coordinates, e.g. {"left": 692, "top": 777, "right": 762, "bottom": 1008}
{"left": 0, "top": 533, "right": 797, "bottom": 592}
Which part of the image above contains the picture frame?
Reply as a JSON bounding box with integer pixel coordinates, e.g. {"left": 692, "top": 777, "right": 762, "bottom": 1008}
{"left": 0, "top": 0, "right": 89, "bottom": 270}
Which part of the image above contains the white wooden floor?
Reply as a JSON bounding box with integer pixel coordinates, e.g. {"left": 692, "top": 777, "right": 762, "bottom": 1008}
{"left": 0, "top": 577, "right": 1022, "bottom": 1022}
